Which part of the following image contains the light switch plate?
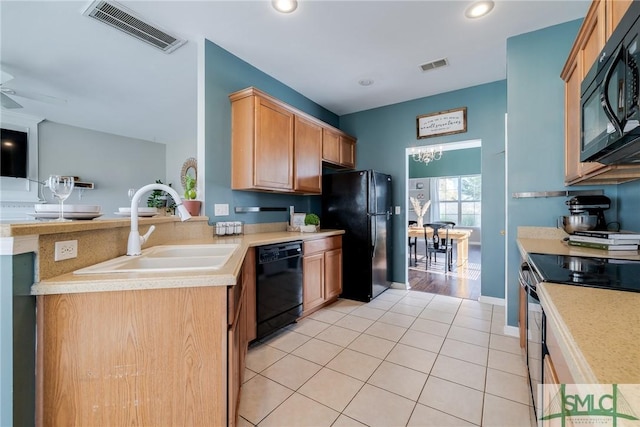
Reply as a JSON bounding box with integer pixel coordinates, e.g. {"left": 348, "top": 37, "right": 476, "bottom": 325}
{"left": 395, "top": 206, "right": 401, "bottom": 215}
{"left": 214, "top": 204, "right": 229, "bottom": 216}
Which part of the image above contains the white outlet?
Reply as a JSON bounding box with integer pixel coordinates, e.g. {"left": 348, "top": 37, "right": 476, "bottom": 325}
{"left": 214, "top": 204, "right": 229, "bottom": 216}
{"left": 55, "top": 240, "right": 78, "bottom": 261}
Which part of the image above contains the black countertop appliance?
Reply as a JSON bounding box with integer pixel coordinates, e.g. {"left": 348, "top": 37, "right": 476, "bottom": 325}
{"left": 565, "top": 195, "right": 611, "bottom": 230}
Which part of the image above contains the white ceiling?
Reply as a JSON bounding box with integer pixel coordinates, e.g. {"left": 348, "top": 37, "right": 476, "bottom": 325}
{"left": 0, "top": 0, "right": 590, "bottom": 146}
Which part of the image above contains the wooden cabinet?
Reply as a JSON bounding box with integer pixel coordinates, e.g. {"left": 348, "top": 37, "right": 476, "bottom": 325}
{"left": 231, "top": 87, "right": 357, "bottom": 195}
{"left": 339, "top": 134, "right": 356, "bottom": 169}
{"left": 302, "top": 236, "right": 343, "bottom": 315}
{"left": 519, "top": 282, "right": 527, "bottom": 350}
{"left": 322, "top": 128, "right": 357, "bottom": 169}
{"left": 294, "top": 115, "right": 323, "bottom": 193}
{"left": 562, "top": 0, "right": 640, "bottom": 185}
{"left": 228, "top": 248, "right": 256, "bottom": 427}
{"left": 231, "top": 89, "right": 294, "bottom": 191}
{"left": 36, "top": 287, "right": 228, "bottom": 426}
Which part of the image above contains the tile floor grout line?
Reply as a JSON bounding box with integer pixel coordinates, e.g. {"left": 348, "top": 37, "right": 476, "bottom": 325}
{"left": 243, "top": 292, "right": 532, "bottom": 426}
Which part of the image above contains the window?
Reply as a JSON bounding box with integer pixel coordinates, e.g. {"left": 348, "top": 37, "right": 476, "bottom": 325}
{"left": 437, "top": 175, "right": 481, "bottom": 227}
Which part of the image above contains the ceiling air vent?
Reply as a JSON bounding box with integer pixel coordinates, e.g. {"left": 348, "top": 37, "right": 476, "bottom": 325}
{"left": 82, "top": 0, "right": 186, "bottom": 53}
{"left": 420, "top": 58, "right": 449, "bottom": 72}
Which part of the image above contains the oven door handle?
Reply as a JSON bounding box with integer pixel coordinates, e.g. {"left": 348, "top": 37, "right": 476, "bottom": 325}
{"left": 519, "top": 262, "right": 531, "bottom": 288}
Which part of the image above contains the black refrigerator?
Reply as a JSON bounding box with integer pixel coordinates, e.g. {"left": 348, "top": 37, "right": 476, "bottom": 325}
{"left": 321, "top": 170, "right": 393, "bottom": 302}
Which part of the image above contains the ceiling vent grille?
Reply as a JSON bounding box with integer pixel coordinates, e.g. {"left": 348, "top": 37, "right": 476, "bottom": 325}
{"left": 420, "top": 58, "right": 449, "bottom": 72}
{"left": 83, "top": 1, "right": 186, "bottom": 53}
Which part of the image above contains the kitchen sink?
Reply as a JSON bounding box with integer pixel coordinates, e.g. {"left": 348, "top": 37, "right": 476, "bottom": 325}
{"left": 74, "top": 244, "right": 239, "bottom": 274}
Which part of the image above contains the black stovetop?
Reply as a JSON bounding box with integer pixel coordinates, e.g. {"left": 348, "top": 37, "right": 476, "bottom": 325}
{"left": 528, "top": 253, "right": 640, "bottom": 292}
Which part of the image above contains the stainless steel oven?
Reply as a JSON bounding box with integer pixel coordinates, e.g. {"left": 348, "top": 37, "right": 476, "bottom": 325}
{"left": 518, "top": 260, "right": 543, "bottom": 422}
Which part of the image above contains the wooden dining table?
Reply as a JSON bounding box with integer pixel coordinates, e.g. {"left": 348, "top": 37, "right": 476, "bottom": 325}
{"left": 408, "top": 226, "right": 473, "bottom": 267}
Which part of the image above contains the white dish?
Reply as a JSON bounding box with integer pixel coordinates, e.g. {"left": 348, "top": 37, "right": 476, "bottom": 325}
{"left": 118, "top": 207, "right": 158, "bottom": 214}
{"left": 35, "top": 204, "right": 101, "bottom": 213}
{"left": 28, "top": 212, "right": 103, "bottom": 220}
{"left": 113, "top": 211, "right": 158, "bottom": 217}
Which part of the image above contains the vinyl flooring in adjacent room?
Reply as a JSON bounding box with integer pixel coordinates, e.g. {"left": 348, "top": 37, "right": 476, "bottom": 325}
{"left": 238, "top": 290, "right": 534, "bottom": 427}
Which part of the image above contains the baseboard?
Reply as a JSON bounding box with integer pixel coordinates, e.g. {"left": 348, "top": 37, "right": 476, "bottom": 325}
{"left": 391, "top": 282, "right": 408, "bottom": 290}
{"left": 502, "top": 325, "right": 520, "bottom": 338}
{"left": 478, "top": 295, "right": 505, "bottom": 306}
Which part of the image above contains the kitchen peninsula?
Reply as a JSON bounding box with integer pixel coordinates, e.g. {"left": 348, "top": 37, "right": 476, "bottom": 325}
{"left": 1, "top": 216, "right": 343, "bottom": 426}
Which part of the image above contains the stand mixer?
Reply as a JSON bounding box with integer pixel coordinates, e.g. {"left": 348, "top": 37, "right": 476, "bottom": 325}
{"left": 565, "top": 195, "right": 611, "bottom": 231}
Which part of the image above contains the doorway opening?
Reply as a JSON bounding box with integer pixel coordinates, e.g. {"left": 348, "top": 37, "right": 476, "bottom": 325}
{"left": 405, "top": 139, "right": 482, "bottom": 300}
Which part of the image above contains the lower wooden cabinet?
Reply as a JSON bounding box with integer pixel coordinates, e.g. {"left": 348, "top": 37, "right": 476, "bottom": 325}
{"left": 302, "top": 236, "right": 343, "bottom": 315}
{"left": 228, "top": 248, "right": 256, "bottom": 427}
{"left": 36, "top": 287, "right": 228, "bottom": 426}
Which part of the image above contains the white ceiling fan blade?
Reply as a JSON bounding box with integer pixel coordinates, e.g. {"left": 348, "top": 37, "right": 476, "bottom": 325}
{"left": 0, "top": 70, "right": 14, "bottom": 85}
{"left": 1, "top": 91, "right": 23, "bottom": 109}
{"left": 8, "top": 88, "right": 67, "bottom": 105}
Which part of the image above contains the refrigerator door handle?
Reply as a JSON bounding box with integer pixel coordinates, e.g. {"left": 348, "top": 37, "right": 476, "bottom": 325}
{"left": 371, "top": 215, "right": 376, "bottom": 259}
{"left": 371, "top": 171, "right": 378, "bottom": 214}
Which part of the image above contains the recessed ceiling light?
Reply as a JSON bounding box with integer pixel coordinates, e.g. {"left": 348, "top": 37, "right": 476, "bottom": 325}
{"left": 358, "top": 79, "right": 374, "bottom": 86}
{"left": 465, "top": 1, "right": 494, "bottom": 19}
{"left": 272, "top": 0, "right": 298, "bottom": 13}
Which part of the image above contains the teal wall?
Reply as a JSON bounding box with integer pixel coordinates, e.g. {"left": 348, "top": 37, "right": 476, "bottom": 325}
{"left": 409, "top": 147, "right": 482, "bottom": 178}
{"left": 0, "top": 253, "right": 36, "bottom": 427}
{"left": 340, "top": 81, "right": 507, "bottom": 296}
{"left": 505, "top": 19, "right": 621, "bottom": 326}
{"left": 618, "top": 180, "right": 640, "bottom": 230}
{"left": 203, "top": 40, "right": 338, "bottom": 223}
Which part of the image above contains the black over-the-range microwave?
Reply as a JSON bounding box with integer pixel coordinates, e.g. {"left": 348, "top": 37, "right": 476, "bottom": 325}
{"left": 581, "top": 1, "right": 640, "bottom": 165}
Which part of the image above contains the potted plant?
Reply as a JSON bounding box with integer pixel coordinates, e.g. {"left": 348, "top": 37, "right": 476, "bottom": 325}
{"left": 182, "top": 175, "right": 201, "bottom": 216}
{"left": 147, "top": 179, "right": 176, "bottom": 215}
{"left": 300, "top": 213, "right": 320, "bottom": 232}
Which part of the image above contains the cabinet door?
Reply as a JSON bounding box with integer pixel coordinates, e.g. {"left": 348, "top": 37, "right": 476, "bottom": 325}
{"left": 303, "top": 253, "right": 325, "bottom": 312}
{"left": 228, "top": 311, "right": 241, "bottom": 427}
{"left": 243, "top": 248, "right": 257, "bottom": 343}
{"left": 254, "top": 96, "right": 294, "bottom": 190}
{"left": 518, "top": 284, "right": 527, "bottom": 349}
{"left": 564, "top": 56, "right": 583, "bottom": 183}
{"left": 322, "top": 128, "right": 340, "bottom": 164}
{"left": 339, "top": 135, "right": 356, "bottom": 168}
{"left": 294, "top": 116, "right": 323, "bottom": 193}
{"left": 606, "top": 0, "right": 633, "bottom": 38}
{"left": 325, "top": 248, "right": 343, "bottom": 300}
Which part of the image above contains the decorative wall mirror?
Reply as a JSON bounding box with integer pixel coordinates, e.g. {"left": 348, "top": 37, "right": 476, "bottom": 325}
{"left": 180, "top": 157, "right": 197, "bottom": 190}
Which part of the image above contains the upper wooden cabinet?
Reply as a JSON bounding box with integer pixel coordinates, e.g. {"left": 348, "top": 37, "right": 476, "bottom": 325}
{"left": 294, "top": 115, "right": 323, "bottom": 193}
{"left": 230, "top": 87, "right": 356, "bottom": 194}
{"left": 562, "top": 0, "right": 640, "bottom": 185}
{"left": 230, "top": 90, "right": 294, "bottom": 191}
{"left": 322, "top": 127, "right": 357, "bottom": 169}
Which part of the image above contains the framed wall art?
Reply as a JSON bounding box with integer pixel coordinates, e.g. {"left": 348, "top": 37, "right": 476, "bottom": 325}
{"left": 416, "top": 107, "right": 467, "bottom": 139}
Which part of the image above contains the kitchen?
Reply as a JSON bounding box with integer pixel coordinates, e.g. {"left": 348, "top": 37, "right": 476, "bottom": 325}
{"left": 2, "top": 0, "right": 640, "bottom": 426}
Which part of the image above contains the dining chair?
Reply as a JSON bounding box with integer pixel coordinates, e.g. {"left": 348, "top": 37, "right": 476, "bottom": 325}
{"left": 423, "top": 222, "right": 454, "bottom": 271}
{"left": 408, "top": 220, "right": 418, "bottom": 266}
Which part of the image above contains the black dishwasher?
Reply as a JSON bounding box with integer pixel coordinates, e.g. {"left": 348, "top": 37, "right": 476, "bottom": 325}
{"left": 255, "top": 241, "right": 303, "bottom": 340}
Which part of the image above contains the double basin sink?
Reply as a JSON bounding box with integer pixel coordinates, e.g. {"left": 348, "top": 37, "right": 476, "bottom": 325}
{"left": 74, "top": 244, "right": 239, "bottom": 275}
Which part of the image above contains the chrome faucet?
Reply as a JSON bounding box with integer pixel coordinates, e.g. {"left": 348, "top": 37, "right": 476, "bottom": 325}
{"left": 127, "top": 183, "right": 192, "bottom": 256}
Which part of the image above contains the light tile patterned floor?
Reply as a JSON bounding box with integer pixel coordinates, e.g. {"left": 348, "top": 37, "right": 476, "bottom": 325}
{"left": 239, "top": 290, "right": 534, "bottom": 427}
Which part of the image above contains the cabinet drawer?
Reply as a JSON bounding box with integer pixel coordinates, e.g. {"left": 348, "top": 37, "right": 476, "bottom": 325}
{"left": 304, "top": 236, "right": 342, "bottom": 255}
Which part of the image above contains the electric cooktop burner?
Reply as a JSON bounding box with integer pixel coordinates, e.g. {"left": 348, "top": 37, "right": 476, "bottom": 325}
{"left": 528, "top": 253, "right": 640, "bottom": 292}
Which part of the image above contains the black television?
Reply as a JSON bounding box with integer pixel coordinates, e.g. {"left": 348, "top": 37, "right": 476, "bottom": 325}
{"left": 1, "top": 128, "right": 28, "bottom": 178}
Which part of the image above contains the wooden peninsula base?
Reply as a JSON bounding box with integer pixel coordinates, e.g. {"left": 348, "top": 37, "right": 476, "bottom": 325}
{"left": 35, "top": 286, "right": 228, "bottom": 426}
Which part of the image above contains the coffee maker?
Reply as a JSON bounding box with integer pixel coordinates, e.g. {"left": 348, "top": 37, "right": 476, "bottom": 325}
{"left": 565, "top": 195, "right": 611, "bottom": 231}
